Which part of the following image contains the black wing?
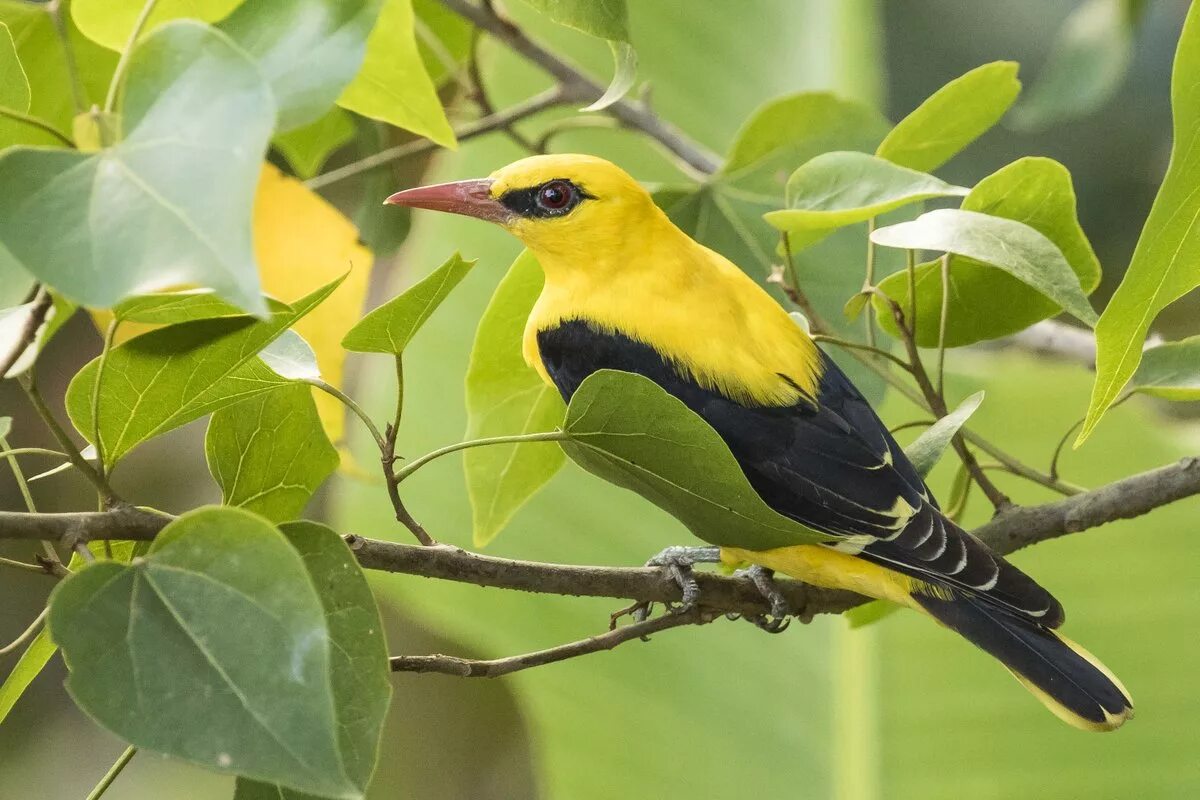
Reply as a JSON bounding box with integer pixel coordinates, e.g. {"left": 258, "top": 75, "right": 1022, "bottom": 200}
{"left": 537, "top": 319, "right": 1063, "bottom": 626}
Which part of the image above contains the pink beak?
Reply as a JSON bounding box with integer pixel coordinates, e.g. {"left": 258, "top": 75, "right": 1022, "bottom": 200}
{"left": 384, "top": 178, "right": 512, "bottom": 224}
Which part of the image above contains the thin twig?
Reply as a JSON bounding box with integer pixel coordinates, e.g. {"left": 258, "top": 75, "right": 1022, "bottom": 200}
{"left": 811, "top": 335, "right": 911, "bottom": 372}
{"left": 864, "top": 217, "right": 877, "bottom": 348}
{"left": 0, "top": 555, "right": 46, "bottom": 574}
{"left": 86, "top": 746, "right": 137, "bottom": 800}
{"left": 0, "top": 108, "right": 74, "bottom": 147}
{"left": 937, "top": 253, "right": 950, "bottom": 398}
{"left": 103, "top": 0, "right": 161, "bottom": 112}
{"left": 303, "top": 379, "right": 386, "bottom": 449}
{"left": 0, "top": 607, "right": 48, "bottom": 655}
{"left": 0, "top": 447, "right": 71, "bottom": 460}
{"left": 91, "top": 318, "right": 119, "bottom": 476}
{"left": 0, "top": 288, "right": 52, "bottom": 380}
{"left": 0, "top": 431, "right": 64, "bottom": 575}
{"left": 393, "top": 430, "right": 569, "bottom": 483}
{"left": 391, "top": 607, "right": 712, "bottom": 678}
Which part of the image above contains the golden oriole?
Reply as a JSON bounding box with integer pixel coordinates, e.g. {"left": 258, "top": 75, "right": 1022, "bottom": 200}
{"left": 386, "top": 154, "right": 1133, "bottom": 732}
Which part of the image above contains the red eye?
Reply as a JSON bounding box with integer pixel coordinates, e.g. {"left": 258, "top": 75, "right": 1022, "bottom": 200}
{"left": 537, "top": 180, "right": 574, "bottom": 210}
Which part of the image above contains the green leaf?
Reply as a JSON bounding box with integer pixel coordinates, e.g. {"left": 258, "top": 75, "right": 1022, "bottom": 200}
{"left": 0, "top": 293, "right": 74, "bottom": 378}
{"left": 581, "top": 40, "right": 637, "bottom": 113}
{"left": 764, "top": 151, "right": 968, "bottom": 233}
{"left": 273, "top": 107, "right": 356, "bottom": 179}
{"left": 0, "top": 21, "right": 272, "bottom": 314}
{"left": 562, "top": 370, "right": 831, "bottom": 551}
{"left": 0, "top": 542, "right": 137, "bottom": 726}
{"left": 875, "top": 157, "right": 1101, "bottom": 346}
{"left": 464, "top": 251, "right": 566, "bottom": 546}
{"left": 48, "top": 507, "right": 360, "bottom": 798}
{"left": 518, "top": 0, "right": 629, "bottom": 41}
{"left": 113, "top": 291, "right": 290, "bottom": 325}
{"left": 0, "top": 21, "right": 31, "bottom": 147}
{"left": 902, "top": 391, "right": 983, "bottom": 478}
{"left": 876, "top": 61, "right": 1020, "bottom": 171}
{"left": 1129, "top": 336, "right": 1200, "bottom": 400}
{"left": 0, "top": 415, "right": 9, "bottom": 437}
{"left": 870, "top": 208, "right": 1098, "bottom": 326}
{"left": 65, "top": 278, "right": 341, "bottom": 468}
{"left": 845, "top": 600, "right": 900, "bottom": 629}
{"left": 342, "top": 253, "right": 474, "bottom": 354}
{"left": 0, "top": 1, "right": 117, "bottom": 148}
{"left": 1012, "top": 0, "right": 1146, "bottom": 131}
{"left": 206, "top": 385, "right": 339, "bottom": 522}
{"left": 1080, "top": 2, "right": 1200, "bottom": 445}
{"left": 260, "top": 330, "right": 322, "bottom": 381}
{"left": 412, "top": 0, "right": 472, "bottom": 86}
{"left": 220, "top": 0, "right": 382, "bottom": 132}
{"left": 72, "top": 0, "right": 245, "bottom": 50}
{"left": 338, "top": 0, "right": 455, "bottom": 148}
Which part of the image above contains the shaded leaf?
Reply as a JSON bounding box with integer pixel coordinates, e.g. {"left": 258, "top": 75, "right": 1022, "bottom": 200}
{"left": 870, "top": 208, "right": 1098, "bottom": 326}
{"left": 412, "top": 0, "right": 472, "bottom": 86}
{"left": 1129, "top": 336, "right": 1200, "bottom": 400}
{"left": 518, "top": 0, "right": 629, "bottom": 41}
{"left": 903, "top": 391, "right": 984, "bottom": 478}
{"left": 876, "top": 61, "right": 1020, "bottom": 171}
{"left": 274, "top": 107, "right": 356, "bottom": 179}
{"left": 48, "top": 507, "right": 360, "bottom": 798}
{"left": 1012, "top": 0, "right": 1146, "bottom": 131}
{"left": 581, "top": 40, "right": 637, "bottom": 112}
{"left": 464, "top": 251, "right": 565, "bottom": 546}
{"left": 260, "top": 330, "right": 322, "bottom": 381}
{"left": 1081, "top": 1, "right": 1200, "bottom": 444}
{"left": 206, "top": 385, "right": 338, "bottom": 522}
{"left": 0, "top": 21, "right": 271, "bottom": 314}
{"left": 338, "top": 0, "right": 455, "bottom": 147}
{"left": 65, "top": 278, "right": 341, "bottom": 468}
{"left": 343, "top": 253, "right": 474, "bottom": 354}
{"left": 221, "top": 0, "right": 382, "bottom": 132}
{"left": 0, "top": 21, "right": 30, "bottom": 149}
{"left": 764, "top": 151, "right": 968, "bottom": 233}
{"left": 114, "top": 291, "right": 290, "bottom": 325}
{"left": 72, "top": 0, "right": 244, "bottom": 50}
{"left": 875, "top": 157, "right": 1100, "bottom": 346}
{"left": 563, "top": 370, "right": 831, "bottom": 551}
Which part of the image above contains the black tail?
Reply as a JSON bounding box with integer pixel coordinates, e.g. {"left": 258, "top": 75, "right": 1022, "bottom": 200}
{"left": 913, "top": 590, "right": 1134, "bottom": 732}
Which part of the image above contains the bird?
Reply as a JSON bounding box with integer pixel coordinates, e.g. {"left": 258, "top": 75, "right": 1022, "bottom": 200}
{"left": 385, "top": 153, "right": 1134, "bottom": 732}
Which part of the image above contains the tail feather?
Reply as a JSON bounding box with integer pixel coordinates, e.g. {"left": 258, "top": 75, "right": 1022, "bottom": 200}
{"left": 913, "top": 590, "right": 1133, "bottom": 732}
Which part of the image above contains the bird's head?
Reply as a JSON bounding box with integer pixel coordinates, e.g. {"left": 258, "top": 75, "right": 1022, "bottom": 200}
{"left": 385, "top": 154, "right": 660, "bottom": 259}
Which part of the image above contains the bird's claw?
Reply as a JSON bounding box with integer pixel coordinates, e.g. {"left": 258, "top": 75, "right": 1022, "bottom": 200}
{"left": 610, "top": 546, "right": 721, "bottom": 628}
{"left": 734, "top": 564, "right": 792, "bottom": 634}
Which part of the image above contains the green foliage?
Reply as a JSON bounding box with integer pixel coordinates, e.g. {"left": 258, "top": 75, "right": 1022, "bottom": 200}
{"left": 903, "top": 391, "right": 983, "bottom": 478}
{"left": 66, "top": 279, "right": 340, "bottom": 468}
{"left": 71, "top": 0, "right": 245, "bottom": 50}
{"left": 517, "top": 0, "right": 634, "bottom": 111}
{"left": 342, "top": 253, "right": 475, "bottom": 354}
{"left": 563, "top": 370, "right": 830, "bottom": 551}
{"left": 220, "top": 0, "right": 381, "bottom": 132}
{"left": 875, "top": 157, "right": 1100, "bottom": 346}
{"left": 48, "top": 508, "right": 374, "bottom": 798}
{"left": 113, "top": 291, "right": 290, "bottom": 325}
{"left": 337, "top": 0, "right": 455, "bottom": 147}
{"left": 273, "top": 107, "right": 356, "bottom": 178}
{"left": 1130, "top": 336, "right": 1200, "bottom": 400}
{"left": 876, "top": 61, "right": 1020, "bottom": 171}
{"left": 0, "top": 21, "right": 272, "bottom": 314}
{"left": 206, "top": 385, "right": 339, "bottom": 522}
{"left": 1082, "top": 1, "right": 1200, "bottom": 444}
{"left": 0, "top": 21, "right": 30, "bottom": 148}
{"left": 1012, "top": 0, "right": 1145, "bottom": 131}
{"left": 259, "top": 330, "right": 323, "bottom": 381}
{"left": 871, "top": 208, "right": 1098, "bottom": 328}
{"left": 463, "top": 251, "right": 565, "bottom": 546}
{"left": 0, "top": 293, "right": 75, "bottom": 378}
{"left": 765, "top": 151, "right": 968, "bottom": 235}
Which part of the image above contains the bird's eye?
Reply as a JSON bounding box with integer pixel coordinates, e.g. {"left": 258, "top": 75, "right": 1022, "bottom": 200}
{"left": 536, "top": 180, "right": 574, "bottom": 211}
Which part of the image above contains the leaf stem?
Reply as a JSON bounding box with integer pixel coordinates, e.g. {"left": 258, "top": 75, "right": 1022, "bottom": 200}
{"left": 103, "top": 0, "right": 161, "bottom": 113}
{"left": 905, "top": 249, "right": 917, "bottom": 341}
{"left": 0, "top": 432, "right": 63, "bottom": 574}
{"left": 0, "top": 555, "right": 47, "bottom": 574}
{"left": 811, "top": 334, "right": 911, "bottom": 372}
{"left": 0, "top": 447, "right": 69, "bottom": 460}
{"left": 91, "top": 318, "right": 119, "bottom": 476}
{"left": 86, "top": 746, "right": 137, "bottom": 800}
{"left": 0, "top": 607, "right": 47, "bottom": 655}
{"left": 46, "top": 0, "right": 87, "bottom": 114}
{"left": 864, "top": 217, "right": 877, "bottom": 348}
{"left": 937, "top": 253, "right": 950, "bottom": 398}
{"left": 302, "top": 379, "right": 386, "bottom": 450}
{"left": 394, "top": 431, "right": 570, "bottom": 484}
{"left": 0, "top": 108, "right": 74, "bottom": 147}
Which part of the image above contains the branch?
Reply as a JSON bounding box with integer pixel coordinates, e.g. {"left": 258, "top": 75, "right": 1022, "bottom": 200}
{"left": 0, "top": 288, "right": 52, "bottom": 379}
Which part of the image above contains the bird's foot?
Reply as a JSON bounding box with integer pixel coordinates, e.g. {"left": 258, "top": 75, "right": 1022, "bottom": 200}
{"left": 610, "top": 546, "right": 721, "bottom": 630}
{"left": 732, "top": 565, "right": 792, "bottom": 634}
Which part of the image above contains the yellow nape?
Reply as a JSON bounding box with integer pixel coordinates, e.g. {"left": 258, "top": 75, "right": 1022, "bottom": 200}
{"left": 490, "top": 154, "right": 822, "bottom": 407}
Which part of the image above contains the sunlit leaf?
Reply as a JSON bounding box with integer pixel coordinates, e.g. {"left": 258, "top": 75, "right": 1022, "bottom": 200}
{"left": 563, "top": 370, "right": 831, "bottom": 551}
{"left": 221, "top": 0, "right": 382, "bottom": 132}
{"left": 113, "top": 291, "right": 290, "bottom": 326}
{"left": 518, "top": 0, "right": 628, "bottom": 40}
{"left": 343, "top": 253, "right": 474, "bottom": 354}
{"left": 870, "top": 208, "right": 1098, "bottom": 327}
{"left": 1012, "top": 0, "right": 1147, "bottom": 131}
{"left": 48, "top": 508, "right": 361, "bottom": 798}
{"left": 1129, "top": 336, "right": 1200, "bottom": 400}
{"left": 65, "top": 278, "right": 341, "bottom": 468}
{"left": 338, "top": 0, "right": 455, "bottom": 147}
{"left": 274, "top": 107, "right": 356, "bottom": 179}
{"left": 260, "top": 330, "right": 322, "bottom": 382}
{"left": 412, "top": 0, "right": 472, "bottom": 86}
{"left": 0, "top": 20, "right": 30, "bottom": 149}
{"left": 875, "top": 157, "right": 1100, "bottom": 346}
{"left": 903, "top": 391, "right": 983, "bottom": 478}
{"left": 72, "top": 0, "right": 244, "bottom": 50}
{"left": 464, "top": 251, "right": 565, "bottom": 546}
{"left": 1080, "top": 1, "right": 1200, "bottom": 445}
{"left": 0, "top": 21, "right": 272, "bottom": 313}
{"left": 876, "top": 61, "right": 1020, "bottom": 171}
{"left": 764, "top": 151, "right": 968, "bottom": 234}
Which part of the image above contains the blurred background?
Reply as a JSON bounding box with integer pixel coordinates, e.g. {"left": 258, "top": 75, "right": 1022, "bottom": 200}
{"left": 3, "top": 1, "right": 1198, "bottom": 797}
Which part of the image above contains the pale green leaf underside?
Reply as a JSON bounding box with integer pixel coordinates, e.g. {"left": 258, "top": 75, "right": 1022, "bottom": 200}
{"left": 1130, "top": 336, "right": 1200, "bottom": 400}
{"left": 903, "top": 391, "right": 984, "bottom": 478}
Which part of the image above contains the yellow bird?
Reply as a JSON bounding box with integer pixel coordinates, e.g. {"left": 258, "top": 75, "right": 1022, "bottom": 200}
{"left": 386, "top": 153, "right": 1133, "bottom": 732}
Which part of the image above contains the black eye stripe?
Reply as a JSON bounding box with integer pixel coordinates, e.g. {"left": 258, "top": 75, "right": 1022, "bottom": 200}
{"left": 499, "top": 179, "right": 593, "bottom": 219}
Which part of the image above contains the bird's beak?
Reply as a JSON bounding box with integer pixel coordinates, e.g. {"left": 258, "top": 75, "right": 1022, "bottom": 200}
{"left": 384, "top": 178, "right": 512, "bottom": 224}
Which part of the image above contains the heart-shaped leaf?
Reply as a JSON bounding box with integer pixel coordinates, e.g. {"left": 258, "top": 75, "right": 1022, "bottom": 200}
{"left": 870, "top": 208, "right": 1098, "bottom": 326}
{"left": 464, "top": 251, "right": 565, "bottom": 546}
{"left": 113, "top": 291, "right": 291, "bottom": 326}
{"left": 273, "top": 107, "right": 356, "bottom": 178}
{"left": 343, "top": 253, "right": 474, "bottom": 354}
{"left": 562, "top": 369, "right": 832, "bottom": 551}
{"left": 902, "top": 391, "right": 984, "bottom": 478}
{"left": 71, "top": 0, "right": 246, "bottom": 50}
{"left": 48, "top": 508, "right": 362, "bottom": 798}
{"left": 0, "top": 21, "right": 274, "bottom": 314}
